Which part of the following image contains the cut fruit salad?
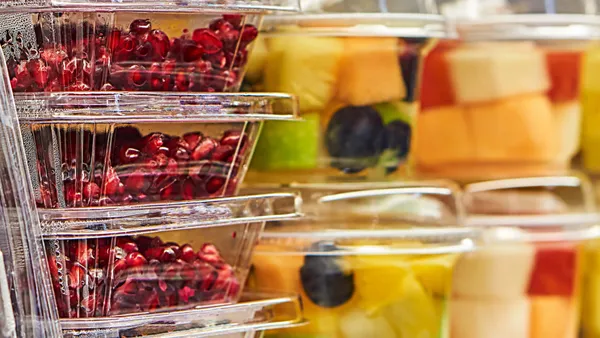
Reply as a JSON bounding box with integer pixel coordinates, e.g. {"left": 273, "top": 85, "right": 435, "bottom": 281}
{"left": 244, "top": 34, "right": 429, "bottom": 182}
{"left": 415, "top": 41, "right": 585, "bottom": 178}
{"left": 251, "top": 240, "right": 457, "bottom": 338}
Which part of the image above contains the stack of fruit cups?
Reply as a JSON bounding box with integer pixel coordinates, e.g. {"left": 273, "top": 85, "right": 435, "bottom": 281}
{"left": 242, "top": 0, "right": 449, "bottom": 183}
{"left": 0, "top": 0, "right": 321, "bottom": 335}
{"left": 415, "top": 0, "right": 600, "bottom": 180}
{"left": 454, "top": 174, "right": 599, "bottom": 338}
{"left": 246, "top": 182, "right": 479, "bottom": 338}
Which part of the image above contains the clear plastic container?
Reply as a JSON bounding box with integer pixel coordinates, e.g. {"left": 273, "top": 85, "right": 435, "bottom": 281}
{"left": 0, "top": 11, "right": 266, "bottom": 93}
{"left": 60, "top": 291, "right": 305, "bottom": 337}
{"left": 247, "top": 182, "right": 478, "bottom": 338}
{"left": 453, "top": 174, "right": 599, "bottom": 338}
{"left": 17, "top": 92, "right": 297, "bottom": 208}
{"left": 0, "top": 50, "right": 61, "bottom": 337}
{"left": 40, "top": 193, "right": 301, "bottom": 319}
{"left": 414, "top": 0, "right": 600, "bottom": 179}
{"left": 242, "top": 5, "right": 450, "bottom": 184}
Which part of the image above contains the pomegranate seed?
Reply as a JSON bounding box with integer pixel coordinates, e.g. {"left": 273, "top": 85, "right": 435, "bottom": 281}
{"left": 125, "top": 252, "right": 147, "bottom": 267}
{"left": 27, "top": 59, "right": 49, "bottom": 87}
{"left": 211, "top": 145, "right": 235, "bottom": 162}
{"left": 69, "top": 265, "right": 85, "bottom": 289}
{"left": 125, "top": 169, "right": 150, "bottom": 193}
{"left": 164, "top": 243, "right": 182, "bottom": 259}
{"left": 174, "top": 72, "right": 190, "bottom": 91}
{"left": 14, "top": 61, "right": 32, "bottom": 87}
{"left": 137, "top": 236, "right": 163, "bottom": 252}
{"left": 180, "top": 244, "right": 196, "bottom": 262}
{"left": 135, "top": 41, "right": 153, "bottom": 60}
{"left": 120, "top": 242, "right": 139, "bottom": 253}
{"left": 183, "top": 132, "right": 203, "bottom": 151}
{"left": 129, "top": 19, "right": 152, "bottom": 36}
{"left": 182, "top": 179, "right": 196, "bottom": 200}
{"left": 147, "top": 29, "right": 170, "bottom": 59}
{"left": 206, "top": 52, "right": 227, "bottom": 69}
{"left": 103, "top": 167, "right": 122, "bottom": 196}
{"left": 159, "top": 248, "right": 177, "bottom": 263}
{"left": 108, "top": 29, "right": 122, "bottom": 51}
{"left": 240, "top": 24, "right": 258, "bottom": 44}
{"left": 82, "top": 182, "right": 100, "bottom": 200}
{"left": 126, "top": 65, "right": 147, "bottom": 88}
{"left": 178, "top": 286, "right": 195, "bottom": 303}
{"left": 191, "top": 137, "right": 218, "bottom": 161}
{"left": 223, "top": 14, "right": 243, "bottom": 28}
{"left": 182, "top": 43, "right": 204, "bottom": 62}
{"left": 113, "top": 259, "right": 129, "bottom": 276}
{"left": 220, "top": 130, "right": 246, "bottom": 148}
{"left": 206, "top": 177, "right": 226, "bottom": 194}
{"left": 119, "top": 146, "right": 141, "bottom": 164}
{"left": 141, "top": 133, "right": 166, "bottom": 155}
{"left": 192, "top": 29, "right": 223, "bottom": 54}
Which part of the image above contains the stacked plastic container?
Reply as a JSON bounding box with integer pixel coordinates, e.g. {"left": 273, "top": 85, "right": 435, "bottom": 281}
{"left": 0, "top": 0, "right": 313, "bottom": 336}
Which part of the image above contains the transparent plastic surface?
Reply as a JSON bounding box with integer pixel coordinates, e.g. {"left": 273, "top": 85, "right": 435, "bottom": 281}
{"left": 16, "top": 92, "right": 297, "bottom": 208}
{"left": 0, "top": 50, "right": 61, "bottom": 336}
{"left": 452, "top": 174, "right": 598, "bottom": 338}
{"left": 40, "top": 193, "right": 302, "bottom": 318}
{"left": 0, "top": 12, "right": 263, "bottom": 93}
{"left": 243, "top": 34, "right": 434, "bottom": 184}
{"left": 437, "top": 0, "right": 600, "bottom": 40}
{"left": 247, "top": 183, "right": 477, "bottom": 338}
{"left": 415, "top": 40, "right": 588, "bottom": 179}
{"left": 0, "top": 0, "right": 299, "bottom": 10}
{"left": 60, "top": 291, "right": 304, "bottom": 337}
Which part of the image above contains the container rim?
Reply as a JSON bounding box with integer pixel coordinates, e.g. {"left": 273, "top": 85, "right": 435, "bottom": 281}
{"left": 16, "top": 92, "right": 299, "bottom": 123}
{"left": 262, "top": 13, "right": 452, "bottom": 38}
{"left": 454, "top": 14, "right": 600, "bottom": 40}
{"left": 60, "top": 291, "right": 304, "bottom": 333}
{"left": 0, "top": 2, "right": 301, "bottom": 14}
{"left": 39, "top": 193, "right": 303, "bottom": 238}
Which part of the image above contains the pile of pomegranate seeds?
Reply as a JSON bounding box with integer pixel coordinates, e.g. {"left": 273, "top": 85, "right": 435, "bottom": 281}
{"left": 34, "top": 126, "right": 247, "bottom": 208}
{"left": 9, "top": 14, "right": 258, "bottom": 92}
{"left": 48, "top": 236, "right": 240, "bottom": 318}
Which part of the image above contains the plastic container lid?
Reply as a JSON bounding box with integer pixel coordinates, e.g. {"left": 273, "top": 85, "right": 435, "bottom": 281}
{"left": 260, "top": 0, "right": 452, "bottom": 37}
{"left": 17, "top": 92, "right": 298, "bottom": 123}
{"left": 40, "top": 193, "right": 302, "bottom": 238}
{"left": 249, "top": 182, "right": 479, "bottom": 255}
{"left": 464, "top": 174, "right": 600, "bottom": 243}
{"left": 0, "top": 0, "right": 300, "bottom": 13}
{"left": 60, "top": 291, "right": 305, "bottom": 337}
{"left": 439, "top": 0, "right": 600, "bottom": 40}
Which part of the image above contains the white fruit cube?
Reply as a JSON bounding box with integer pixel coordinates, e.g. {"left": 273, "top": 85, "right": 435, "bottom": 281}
{"left": 263, "top": 36, "right": 344, "bottom": 113}
{"left": 447, "top": 42, "right": 550, "bottom": 104}
{"left": 451, "top": 297, "right": 530, "bottom": 338}
{"left": 553, "top": 101, "right": 582, "bottom": 162}
{"left": 453, "top": 244, "right": 535, "bottom": 298}
{"left": 336, "top": 37, "right": 406, "bottom": 106}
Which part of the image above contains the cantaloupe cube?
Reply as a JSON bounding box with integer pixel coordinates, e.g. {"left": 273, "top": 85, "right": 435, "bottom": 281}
{"left": 451, "top": 297, "right": 530, "bottom": 338}
{"left": 447, "top": 42, "right": 550, "bottom": 104}
{"left": 453, "top": 244, "right": 535, "bottom": 298}
{"left": 413, "top": 106, "right": 475, "bottom": 167}
{"left": 467, "top": 94, "right": 557, "bottom": 162}
{"left": 335, "top": 37, "right": 405, "bottom": 106}
{"left": 530, "top": 296, "right": 578, "bottom": 338}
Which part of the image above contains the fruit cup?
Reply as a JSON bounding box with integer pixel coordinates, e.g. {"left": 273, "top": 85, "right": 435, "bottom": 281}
{"left": 16, "top": 92, "right": 297, "bottom": 208}
{"left": 39, "top": 192, "right": 302, "bottom": 318}
{"left": 414, "top": 3, "right": 599, "bottom": 179}
{"left": 242, "top": 9, "right": 449, "bottom": 183}
{"left": 0, "top": 10, "right": 273, "bottom": 93}
{"left": 247, "top": 182, "right": 478, "bottom": 338}
{"left": 451, "top": 175, "right": 598, "bottom": 338}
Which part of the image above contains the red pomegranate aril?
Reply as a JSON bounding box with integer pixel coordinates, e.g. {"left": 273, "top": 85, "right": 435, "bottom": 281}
{"left": 104, "top": 167, "right": 122, "bottom": 196}
{"left": 141, "top": 133, "right": 166, "bottom": 155}
{"left": 159, "top": 247, "right": 177, "bottom": 263}
{"left": 28, "top": 59, "right": 50, "bottom": 87}
{"left": 191, "top": 137, "right": 218, "bottom": 161}
{"left": 220, "top": 130, "right": 245, "bottom": 148}
{"left": 183, "top": 132, "right": 203, "bottom": 151}
{"left": 129, "top": 19, "right": 152, "bottom": 36}
{"left": 180, "top": 244, "right": 196, "bottom": 262}
{"left": 69, "top": 265, "right": 85, "bottom": 290}
{"left": 223, "top": 14, "right": 243, "bottom": 29}
{"left": 120, "top": 242, "right": 139, "bottom": 254}
{"left": 182, "top": 43, "right": 204, "bottom": 63}
{"left": 113, "top": 259, "right": 129, "bottom": 276}
{"left": 127, "top": 65, "right": 147, "bottom": 87}
{"left": 240, "top": 24, "right": 258, "bottom": 45}
{"left": 15, "top": 61, "right": 32, "bottom": 87}
{"left": 125, "top": 252, "right": 147, "bottom": 268}
{"left": 192, "top": 29, "right": 223, "bottom": 54}
{"left": 206, "top": 177, "right": 226, "bottom": 194}
{"left": 146, "top": 29, "right": 170, "bottom": 60}
{"left": 164, "top": 243, "right": 182, "bottom": 259}
{"left": 119, "top": 146, "right": 141, "bottom": 164}
{"left": 174, "top": 72, "right": 190, "bottom": 91}
{"left": 82, "top": 182, "right": 100, "bottom": 200}
{"left": 206, "top": 52, "right": 227, "bottom": 69}
{"left": 211, "top": 145, "right": 235, "bottom": 162}
{"left": 125, "top": 169, "right": 151, "bottom": 193}
{"left": 135, "top": 41, "right": 153, "bottom": 60}
{"left": 182, "top": 179, "right": 196, "bottom": 200}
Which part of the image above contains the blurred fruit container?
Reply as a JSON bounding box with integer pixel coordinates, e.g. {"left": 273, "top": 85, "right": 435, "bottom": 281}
{"left": 0, "top": 9, "right": 286, "bottom": 93}
{"left": 414, "top": 0, "right": 600, "bottom": 179}
{"left": 242, "top": 0, "right": 451, "bottom": 184}
{"left": 452, "top": 174, "right": 599, "bottom": 338}
{"left": 246, "top": 182, "right": 479, "bottom": 338}
{"left": 39, "top": 192, "right": 301, "bottom": 319}
{"left": 16, "top": 92, "right": 297, "bottom": 208}
{"left": 60, "top": 291, "right": 304, "bottom": 337}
